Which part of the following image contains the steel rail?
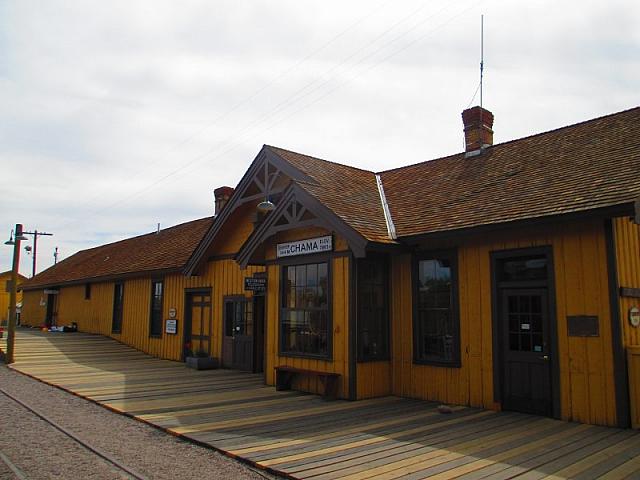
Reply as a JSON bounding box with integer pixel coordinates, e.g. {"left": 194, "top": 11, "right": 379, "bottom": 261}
{"left": 0, "top": 387, "right": 148, "bottom": 480}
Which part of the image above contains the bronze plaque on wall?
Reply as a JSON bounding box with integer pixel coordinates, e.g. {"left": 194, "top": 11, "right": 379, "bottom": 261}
{"left": 567, "top": 315, "right": 599, "bottom": 337}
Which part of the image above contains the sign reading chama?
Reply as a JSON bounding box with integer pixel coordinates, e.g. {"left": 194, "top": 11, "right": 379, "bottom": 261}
{"left": 277, "top": 235, "right": 332, "bottom": 258}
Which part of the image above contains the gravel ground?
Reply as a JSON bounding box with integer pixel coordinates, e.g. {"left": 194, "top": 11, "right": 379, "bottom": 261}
{"left": 0, "top": 366, "right": 278, "bottom": 480}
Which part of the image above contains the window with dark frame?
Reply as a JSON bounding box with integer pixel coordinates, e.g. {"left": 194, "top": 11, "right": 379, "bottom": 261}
{"left": 111, "top": 283, "right": 124, "bottom": 333}
{"left": 84, "top": 283, "right": 91, "bottom": 300}
{"left": 414, "top": 250, "right": 460, "bottom": 365}
{"left": 149, "top": 280, "right": 164, "bottom": 337}
{"left": 224, "top": 297, "right": 252, "bottom": 337}
{"left": 281, "top": 262, "right": 329, "bottom": 357}
{"left": 357, "top": 257, "right": 389, "bottom": 361}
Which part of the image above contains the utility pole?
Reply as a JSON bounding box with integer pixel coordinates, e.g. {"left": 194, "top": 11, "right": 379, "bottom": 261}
{"left": 4, "top": 224, "right": 26, "bottom": 364}
{"left": 22, "top": 229, "right": 53, "bottom": 277}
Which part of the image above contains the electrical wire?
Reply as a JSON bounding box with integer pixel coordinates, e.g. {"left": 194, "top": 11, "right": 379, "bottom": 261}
{"left": 61, "top": 1, "right": 474, "bottom": 218}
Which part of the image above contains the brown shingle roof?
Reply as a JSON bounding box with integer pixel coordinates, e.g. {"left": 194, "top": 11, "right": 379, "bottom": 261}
{"left": 266, "top": 146, "right": 393, "bottom": 243}
{"left": 380, "top": 106, "right": 640, "bottom": 238}
{"left": 22, "top": 217, "right": 214, "bottom": 290}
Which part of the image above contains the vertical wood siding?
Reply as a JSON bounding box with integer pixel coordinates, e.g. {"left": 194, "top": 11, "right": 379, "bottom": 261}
{"left": 357, "top": 362, "right": 391, "bottom": 398}
{"left": 19, "top": 290, "right": 46, "bottom": 327}
{"left": 390, "top": 218, "right": 618, "bottom": 426}
{"left": 629, "top": 346, "right": 640, "bottom": 428}
{"left": 21, "top": 261, "right": 262, "bottom": 362}
{"left": 614, "top": 217, "right": 640, "bottom": 347}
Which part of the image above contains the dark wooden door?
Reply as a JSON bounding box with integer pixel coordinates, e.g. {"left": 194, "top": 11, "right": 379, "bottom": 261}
{"left": 222, "top": 297, "right": 253, "bottom": 371}
{"left": 184, "top": 292, "right": 211, "bottom": 359}
{"left": 501, "top": 289, "right": 553, "bottom": 416}
{"left": 45, "top": 294, "right": 58, "bottom": 327}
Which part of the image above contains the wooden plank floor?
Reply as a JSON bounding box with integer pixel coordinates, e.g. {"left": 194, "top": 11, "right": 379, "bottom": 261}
{"left": 6, "top": 329, "right": 640, "bottom": 479}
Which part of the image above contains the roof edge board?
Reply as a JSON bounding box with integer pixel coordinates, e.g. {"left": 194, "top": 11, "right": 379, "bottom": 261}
{"left": 399, "top": 202, "right": 637, "bottom": 244}
{"left": 375, "top": 174, "right": 397, "bottom": 240}
{"left": 236, "top": 183, "right": 369, "bottom": 269}
{"left": 184, "top": 146, "right": 320, "bottom": 276}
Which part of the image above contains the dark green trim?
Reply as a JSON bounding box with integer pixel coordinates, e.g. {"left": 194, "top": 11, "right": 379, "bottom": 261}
{"left": 604, "top": 219, "right": 631, "bottom": 428}
{"left": 348, "top": 253, "right": 357, "bottom": 400}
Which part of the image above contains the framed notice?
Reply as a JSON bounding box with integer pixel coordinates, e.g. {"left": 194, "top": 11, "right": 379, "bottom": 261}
{"left": 165, "top": 319, "right": 178, "bottom": 335}
{"left": 277, "top": 235, "right": 332, "bottom": 258}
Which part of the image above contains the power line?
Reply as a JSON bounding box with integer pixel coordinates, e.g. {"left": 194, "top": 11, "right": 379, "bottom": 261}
{"left": 64, "top": 0, "right": 394, "bottom": 217}
{"left": 55, "top": 1, "right": 483, "bottom": 228}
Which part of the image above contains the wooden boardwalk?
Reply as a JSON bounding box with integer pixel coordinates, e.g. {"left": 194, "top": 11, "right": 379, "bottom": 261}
{"left": 5, "top": 329, "right": 640, "bottom": 479}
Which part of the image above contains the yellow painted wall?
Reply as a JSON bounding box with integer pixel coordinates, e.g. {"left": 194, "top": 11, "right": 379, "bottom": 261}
{"left": 21, "top": 260, "right": 262, "bottom": 362}
{"left": 357, "top": 361, "right": 391, "bottom": 399}
{"left": 264, "top": 228, "right": 352, "bottom": 399}
{"left": 391, "top": 218, "right": 618, "bottom": 426}
{"left": 20, "top": 289, "right": 46, "bottom": 327}
{"left": 629, "top": 346, "right": 640, "bottom": 429}
{"left": 614, "top": 217, "right": 640, "bottom": 347}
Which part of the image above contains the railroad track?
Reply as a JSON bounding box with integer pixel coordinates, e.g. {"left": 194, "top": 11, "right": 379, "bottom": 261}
{"left": 0, "top": 387, "right": 148, "bottom": 480}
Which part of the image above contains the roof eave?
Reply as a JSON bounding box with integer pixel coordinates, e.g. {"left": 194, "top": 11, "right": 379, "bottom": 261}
{"left": 398, "top": 202, "right": 637, "bottom": 245}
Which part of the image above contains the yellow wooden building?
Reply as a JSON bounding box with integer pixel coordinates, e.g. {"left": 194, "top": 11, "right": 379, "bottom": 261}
{"left": 20, "top": 106, "right": 640, "bottom": 428}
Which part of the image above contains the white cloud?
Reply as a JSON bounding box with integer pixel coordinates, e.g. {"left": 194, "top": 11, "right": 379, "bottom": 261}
{"left": 1, "top": 0, "right": 639, "bottom": 276}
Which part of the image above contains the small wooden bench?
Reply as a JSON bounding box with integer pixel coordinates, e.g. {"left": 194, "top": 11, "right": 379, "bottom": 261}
{"left": 274, "top": 366, "right": 340, "bottom": 400}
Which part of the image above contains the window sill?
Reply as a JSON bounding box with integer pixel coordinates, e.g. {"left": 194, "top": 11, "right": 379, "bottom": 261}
{"left": 278, "top": 351, "right": 332, "bottom": 361}
{"left": 413, "top": 358, "right": 461, "bottom": 368}
{"left": 357, "top": 356, "right": 390, "bottom": 363}
{"left": 149, "top": 334, "right": 162, "bottom": 339}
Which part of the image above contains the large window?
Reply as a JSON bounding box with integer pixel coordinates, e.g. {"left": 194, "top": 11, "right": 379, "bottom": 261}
{"left": 414, "top": 250, "right": 460, "bottom": 366}
{"left": 357, "top": 257, "right": 389, "bottom": 361}
{"left": 281, "top": 262, "right": 329, "bottom": 357}
{"left": 149, "top": 280, "right": 164, "bottom": 337}
{"left": 112, "top": 283, "right": 124, "bottom": 334}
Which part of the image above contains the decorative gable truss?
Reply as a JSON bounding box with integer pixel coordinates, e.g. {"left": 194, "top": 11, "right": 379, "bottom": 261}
{"left": 236, "top": 183, "right": 369, "bottom": 268}
{"left": 184, "top": 146, "right": 315, "bottom": 275}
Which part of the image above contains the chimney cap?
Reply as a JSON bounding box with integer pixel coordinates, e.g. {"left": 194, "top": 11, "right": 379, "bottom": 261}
{"left": 214, "top": 186, "right": 235, "bottom": 198}
{"left": 462, "top": 106, "right": 494, "bottom": 127}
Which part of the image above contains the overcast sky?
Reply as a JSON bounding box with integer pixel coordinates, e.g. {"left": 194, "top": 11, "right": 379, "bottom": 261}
{"left": 1, "top": 0, "right": 639, "bottom": 277}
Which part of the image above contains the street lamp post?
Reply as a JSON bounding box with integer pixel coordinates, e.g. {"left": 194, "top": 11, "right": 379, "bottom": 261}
{"left": 4, "top": 223, "right": 27, "bottom": 364}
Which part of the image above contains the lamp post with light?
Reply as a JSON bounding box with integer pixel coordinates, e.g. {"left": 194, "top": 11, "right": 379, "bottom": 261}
{"left": 4, "top": 224, "right": 27, "bottom": 364}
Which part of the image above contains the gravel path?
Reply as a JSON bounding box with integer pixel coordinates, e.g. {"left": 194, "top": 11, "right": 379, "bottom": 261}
{"left": 0, "top": 366, "right": 278, "bottom": 480}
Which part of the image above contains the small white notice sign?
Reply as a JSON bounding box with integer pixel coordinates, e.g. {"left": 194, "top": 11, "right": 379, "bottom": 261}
{"left": 277, "top": 235, "right": 332, "bottom": 258}
{"left": 165, "top": 319, "right": 177, "bottom": 334}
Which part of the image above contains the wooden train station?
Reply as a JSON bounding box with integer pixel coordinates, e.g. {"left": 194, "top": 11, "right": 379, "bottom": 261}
{"left": 17, "top": 105, "right": 640, "bottom": 433}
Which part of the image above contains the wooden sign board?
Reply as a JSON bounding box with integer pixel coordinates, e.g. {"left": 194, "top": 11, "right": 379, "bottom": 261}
{"left": 244, "top": 277, "right": 266, "bottom": 293}
{"left": 277, "top": 235, "right": 332, "bottom": 258}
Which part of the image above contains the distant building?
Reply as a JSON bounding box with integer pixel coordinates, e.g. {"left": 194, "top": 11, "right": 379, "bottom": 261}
{"left": 1, "top": 270, "right": 27, "bottom": 325}
{"left": 21, "top": 106, "right": 640, "bottom": 428}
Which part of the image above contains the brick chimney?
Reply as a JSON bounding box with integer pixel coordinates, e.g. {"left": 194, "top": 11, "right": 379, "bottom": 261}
{"left": 214, "top": 186, "right": 234, "bottom": 216}
{"left": 462, "top": 106, "right": 494, "bottom": 156}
